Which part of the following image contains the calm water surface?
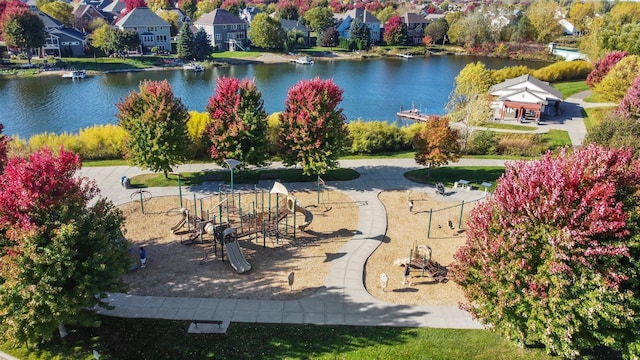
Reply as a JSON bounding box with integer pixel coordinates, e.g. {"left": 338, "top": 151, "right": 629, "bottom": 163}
{"left": 0, "top": 56, "right": 544, "bottom": 138}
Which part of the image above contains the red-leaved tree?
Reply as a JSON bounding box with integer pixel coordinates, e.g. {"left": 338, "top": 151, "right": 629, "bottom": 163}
{"left": 412, "top": 115, "right": 461, "bottom": 171}
{"left": 278, "top": 77, "right": 349, "bottom": 176}
{"left": 206, "top": 76, "right": 269, "bottom": 167}
{"left": 0, "top": 148, "right": 130, "bottom": 343}
{"left": 616, "top": 73, "right": 640, "bottom": 120}
{"left": 383, "top": 15, "right": 407, "bottom": 46}
{"left": 0, "top": 0, "right": 27, "bottom": 40}
{"left": 586, "top": 50, "right": 627, "bottom": 89}
{"left": 0, "top": 123, "right": 8, "bottom": 172}
{"left": 452, "top": 144, "right": 640, "bottom": 358}
{"left": 123, "top": 0, "right": 147, "bottom": 15}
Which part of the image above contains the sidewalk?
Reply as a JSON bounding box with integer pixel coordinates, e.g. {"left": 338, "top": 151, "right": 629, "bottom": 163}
{"left": 84, "top": 159, "right": 498, "bottom": 330}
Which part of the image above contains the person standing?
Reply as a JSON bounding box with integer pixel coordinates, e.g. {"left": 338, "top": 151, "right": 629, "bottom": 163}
{"left": 139, "top": 246, "right": 147, "bottom": 268}
{"left": 402, "top": 264, "right": 412, "bottom": 286}
{"left": 409, "top": 200, "right": 414, "bottom": 213}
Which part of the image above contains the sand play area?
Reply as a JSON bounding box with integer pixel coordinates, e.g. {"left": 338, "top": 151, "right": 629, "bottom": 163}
{"left": 120, "top": 188, "right": 477, "bottom": 306}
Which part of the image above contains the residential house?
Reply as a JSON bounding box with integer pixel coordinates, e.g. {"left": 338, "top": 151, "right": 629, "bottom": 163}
{"left": 99, "top": 0, "right": 125, "bottom": 23}
{"left": 35, "top": 10, "right": 88, "bottom": 57}
{"left": 400, "top": 12, "right": 429, "bottom": 45}
{"left": 280, "top": 19, "right": 312, "bottom": 46}
{"left": 193, "top": 9, "right": 247, "bottom": 51}
{"left": 115, "top": 7, "right": 171, "bottom": 53}
{"left": 425, "top": 13, "right": 445, "bottom": 22}
{"left": 490, "top": 74, "right": 563, "bottom": 122}
{"left": 335, "top": 8, "right": 381, "bottom": 43}
{"left": 72, "top": 3, "right": 106, "bottom": 31}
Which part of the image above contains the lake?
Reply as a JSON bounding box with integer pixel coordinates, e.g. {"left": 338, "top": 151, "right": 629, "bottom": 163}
{"left": 0, "top": 55, "right": 545, "bottom": 139}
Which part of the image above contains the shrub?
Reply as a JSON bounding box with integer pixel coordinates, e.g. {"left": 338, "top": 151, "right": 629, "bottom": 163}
{"left": 532, "top": 60, "right": 593, "bottom": 82}
{"left": 595, "top": 55, "right": 640, "bottom": 102}
{"left": 490, "top": 65, "right": 531, "bottom": 84}
{"left": 28, "top": 132, "right": 83, "bottom": 155}
{"left": 267, "top": 112, "right": 281, "bottom": 155}
{"left": 586, "top": 50, "right": 627, "bottom": 89}
{"left": 468, "top": 130, "right": 498, "bottom": 155}
{"left": 77, "top": 124, "right": 127, "bottom": 160}
{"left": 347, "top": 120, "right": 407, "bottom": 154}
{"left": 400, "top": 122, "right": 427, "bottom": 146}
{"left": 186, "top": 111, "right": 212, "bottom": 158}
{"left": 497, "top": 133, "right": 543, "bottom": 157}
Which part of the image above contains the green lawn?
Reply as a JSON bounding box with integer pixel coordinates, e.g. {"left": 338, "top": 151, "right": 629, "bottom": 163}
{"left": 479, "top": 123, "right": 537, "bottom": 131}
{"left": 583, "top": 106, "right": 616, "bottom": 131}
{"left": 129, "top": 168, "right": 359, "bottom": 187}
{"left": 0, "top": 317, "right": 555, "bottom": 360}
{"left": 552, "top": 80, "right": 589, "bottom": 99}
{"left": 405, "top": 166, "right": 506, "bottom": 189}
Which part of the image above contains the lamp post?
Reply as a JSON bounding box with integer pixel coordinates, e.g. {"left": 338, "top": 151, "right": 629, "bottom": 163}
{"left": 224, "top": 159, "right": 241, "bottom": 206}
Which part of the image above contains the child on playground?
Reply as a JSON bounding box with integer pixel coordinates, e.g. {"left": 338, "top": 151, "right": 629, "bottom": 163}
{"left": 402, "top": 263, "right": 412, "bottom": 286}
{"left": 139, "top": 246, "right": 147, "bottom": 268}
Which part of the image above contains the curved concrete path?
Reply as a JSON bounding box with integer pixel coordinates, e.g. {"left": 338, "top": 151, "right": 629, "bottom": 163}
{"left": 85, "top": 159, "right": 496, "bottom": 329}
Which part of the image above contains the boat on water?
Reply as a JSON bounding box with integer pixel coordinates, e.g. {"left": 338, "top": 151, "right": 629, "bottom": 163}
{"left": 290, "top": 56, "right": 313, "bottom": 65}
{"left": 183, "top": 62, "right": 204, "bottom": 72}
{"left": 396, "top": 53, "right": 413, "bottom": 59}
{"left": 62, "top": 70, "right": 87, "bottom": 79}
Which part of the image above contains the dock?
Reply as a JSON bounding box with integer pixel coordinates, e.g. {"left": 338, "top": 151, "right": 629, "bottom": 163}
{"left": 397, "top": 109, "right": 432, "bottom": 122}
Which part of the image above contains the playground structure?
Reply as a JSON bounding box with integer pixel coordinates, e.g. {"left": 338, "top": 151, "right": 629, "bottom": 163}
{"left": 396, "top": 243, "right": 448, "bottom": 283}
{"left": 169, "top": 182, "right": 315, "bottom": 273}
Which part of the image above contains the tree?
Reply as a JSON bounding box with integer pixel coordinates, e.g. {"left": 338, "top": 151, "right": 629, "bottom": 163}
{"left": 0, "top": 0, "right": 28, "bottom": 39}
{"left": 349, "top": 17, "right": 370, "bottom": 47}
{"left": 412, "top": 115, "right": 461, "bottom": 170}
{"left": 569, "top": 1, "right": 595, "bottom": 35}
{"left": 157, "top": 10, "right": 179, "bottom": 37}
{"left": 176, "top": 22, "right": 194, "bottom": 60}
{"left": 148, "top": 0, "right": 172, "bottom": 11}
{"left": 452, "top": 144, "right": 640, "bottom": 359}
{"left": 178, "top": 0, "right": 197, "bottom": 20}
{"left": 510, "top": 15, "right": 534, "bottom": 43}
{"left": 320, "top": 26, "right": 339, "bottom": 47}
{"left": 278, "top": 78, "right": 349, "bottom": 176}
{"left": 526, "top": 0, "right": 563, "bottom": 43}
{"left": 302, "top": 6, "right": 334, "bottom": 33}
{"left": 192, "top": 28, "right": 213, "bottom": 60}
{"left": 2, "top": 8, "right": 45, "bottom": 64}
{"left": 248, "top": 13, "right": 285, "bottom": 50}
{"left": 375, "top": 6, "right": 396, "bottom": 25}
{"left": 205, "top": 76, "right": 270, "bottom": 167}
{"left": 116, "top": 80, "right": 191, "bottom": 178}
{"left": 0, "top": 123, "right": 8, "bottom": 172}
{"left": 448, "top": 61, "right": 493, "bottom": 111}
{"left": 383, "top": 15, "right": 406, "bottom": 45}
{"left": 616, "top": 73, "right": 640, "bottom": 119}
{"left": 90, "top": 23, "right": 116, "bottom": 55}
{"left": 221, "top": 0, "right": 243, "bottom": 16}
{"left": 594, "top": 55, "right": 640, "bottom": 102}
{"left": 123, "top": 0, "right": 146, "bottom": 15}
{"left": 424, "top": 18, "right": 448, "bottom": 45}
{"left": 40, "top": 1, "right": 73, "bottom": 27}
{"left": 584, "top": 112, "right": 640, "bottom": 155}
{"left": 586, "top": 51, "right": 627, "bottom": 89}
{"left": 0, "top": 148, "right": 130, "bottom": 344}
{"left": 276, "top": 2, "right": 299, "bottom": 20}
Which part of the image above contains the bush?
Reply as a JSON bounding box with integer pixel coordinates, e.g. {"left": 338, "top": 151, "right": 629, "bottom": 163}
{"left": 347, "top": 120, "right": 408, "bottom": 154}
{"left": 186, "top": 111, "right": 212, "bottom": 158}
{"left": 490, "top": 65, "right": 531, "bottom": 84}
{"left": 532, "top": 60, "right": 593, "bottom": 82}
{"left": 28, "top": 132, "right": 83, "bottom": 155}
{"left": 468, "top": 130, "right": 498, "bottom": 155}
{"left": 77, "top": 124, "right": 127, "bottom": 160}
{"left": 267, "top": 112, "right": 281, "bottom": 155}
{"left": 400, "top": 122, "right": 426, "bottom": 146}
{"left": 497, "top": 133, "right": 544, "bottom": 157}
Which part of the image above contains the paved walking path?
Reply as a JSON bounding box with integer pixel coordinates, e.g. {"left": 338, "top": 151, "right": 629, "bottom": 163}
{"left": 79, "top": 93, "right": 600, "bottom": 331}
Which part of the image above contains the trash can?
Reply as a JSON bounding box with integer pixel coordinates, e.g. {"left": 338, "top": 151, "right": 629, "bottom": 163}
{"left": 120, "top": 176, "right": 130, "bottom": 189}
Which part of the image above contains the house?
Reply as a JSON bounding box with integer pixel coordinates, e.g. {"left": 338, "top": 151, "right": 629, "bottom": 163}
{"left": 72, "top": 3, "right": 107, "bottom": 31}
{"left": 99, "top": 0, "right": 125, "bottom": 23}
{"left": 35, "top": 10, "right": 88, "bottom": 57}
{"left": 335, "top": 8, "right": 381, "bottom": 43}
{"left": 280, "top": 19, "right": 312, "bottom": 46}
{"left": 400, "top": 12, "right": 429, "bottom": 45}
{"left": 490, "top": 74, "right": 563, "bottom": 122}
{"left": 115, "top": 7, "right": 171, "bottom": 52}
{"left": 193, "top": 9, "right": 247, "bottom": 51}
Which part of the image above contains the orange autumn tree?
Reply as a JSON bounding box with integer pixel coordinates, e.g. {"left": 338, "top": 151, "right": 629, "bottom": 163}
{"left": 412, "top": 115, "right": 461, "bottom": 173}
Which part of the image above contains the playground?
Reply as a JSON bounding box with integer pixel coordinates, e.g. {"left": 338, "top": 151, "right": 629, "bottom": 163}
{"left": 118, "top": 186, "right": 477, "bottom": 306}
{"left": 120, "top": 188, "right": 359, "bottom": 300}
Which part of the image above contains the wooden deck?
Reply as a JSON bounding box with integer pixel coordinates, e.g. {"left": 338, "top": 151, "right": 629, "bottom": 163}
{"left": 396, "top": 109, "right": 432, "bottom": 122}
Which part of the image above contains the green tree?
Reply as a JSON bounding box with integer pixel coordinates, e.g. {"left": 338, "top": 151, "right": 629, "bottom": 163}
{"left": 176, "top": 22, "right": 194, "bottom": 60}
{"left": 2, "top": 9, "right": 45, "bottom": 64}
{"left": 594, "top": 55, "right": 640, "bottom": 102}
{"left": 584, "top": 111, "right": 640, "bottom": 155}
{"left": 349, "top": 17, "right": 370, "bottom": 47}
{"left": 205, "top": 76, "right": 269, "bottom": 167}
{"left": 178, "top": 0, "right": 197, "bottom": 19}
{"left": 448, "top": 61, "right": 493, "bottom": 111}
{"left": 375, "top": 6, "right": 396, "bottom": 25}
{"left": 195, "top": 0, "right": 221, "bottom": 20}
{"left": 452, "top": 144, "right": 640, "bottom": 359}
{"left": 90, "top": 23, "right": 115, "bottom": 54}
{"left": 0, "top": 148, "right": 130, "bottom": 344}
{"left": 157, "top": 10, "right": 180, "bottom": 37}
{"left": 412, "top": 115, "right": 461, "bottom": 170}
{"left": 526, "top": 0, "right": 563, "bottom": 43}
{"left": 248, "top": 13, "right": 285, "bottom": 50}
{"left": 278, "top": 78, "right": 349, "bottom": 176}
{"left": 40, "top": 1, "right": 73, "bottom": 27}
{"left": 424, "top": 18, "right": 448, "bottom": 45}
{"left": 116, "top": 80, "right": 191, "bottom": 178}
{"left": 302, "top": 6, "right": 334, "bottom": 33}
{"left": 569, "top": 1, "right": 595, "bottom": 35}
{"left": 383, "top": 15, "right": 406, "bottom": 45}
{"left": 192, "top": 28, "right": 213, "bottom": 59}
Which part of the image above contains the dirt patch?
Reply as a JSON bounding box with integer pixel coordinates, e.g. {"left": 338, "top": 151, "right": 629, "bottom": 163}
{"left": 363, "top": 190, "right": 477, "bottom": 306}
{"left": 120, "top": 190, "right": 358, "bottom": 300}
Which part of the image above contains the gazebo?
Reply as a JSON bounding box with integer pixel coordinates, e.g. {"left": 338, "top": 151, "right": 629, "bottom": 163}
{"left": 490, "top": 74, "right": 563, "bottom": 122}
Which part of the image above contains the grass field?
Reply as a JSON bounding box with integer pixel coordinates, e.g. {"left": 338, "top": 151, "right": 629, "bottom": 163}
{"left": 0, "top": 317, "right": 555, "bottom": 360}
{"left": 552, "top": 80, "right": 589, "bottom": 99}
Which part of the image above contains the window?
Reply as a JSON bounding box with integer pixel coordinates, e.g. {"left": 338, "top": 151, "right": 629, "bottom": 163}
{"left": 156, "top": 35, "right": 167, "bottom": 43}
{"left": 143, "top": 35, "right": 153, "bottom": 43}
{"left": 215, "top": 33, "right": 222, "bottom": 41}
{"left": 147, "top": 26, "right": 158, "bottom": 32}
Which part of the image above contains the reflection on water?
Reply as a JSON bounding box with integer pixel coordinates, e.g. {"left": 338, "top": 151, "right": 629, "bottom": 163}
{"left": 0, "top": 56, "right": 545, "bottom": 138}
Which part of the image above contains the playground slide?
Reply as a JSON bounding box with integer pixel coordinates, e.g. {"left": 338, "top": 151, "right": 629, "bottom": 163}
{"left": 292, "top": 203, "right": 313, "bottom": 231}
{"left": 222, "top": 228, "right": 251, "bottom": 274}
{"left": 170, "top": 217, "right": 187, "bottom": 234}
